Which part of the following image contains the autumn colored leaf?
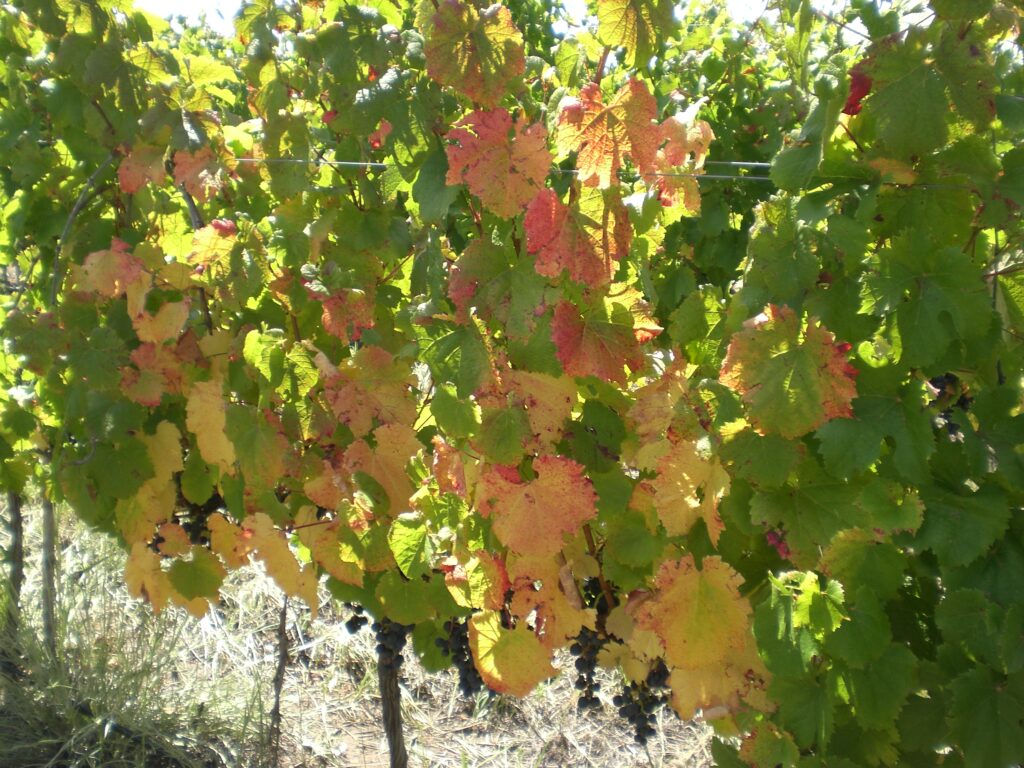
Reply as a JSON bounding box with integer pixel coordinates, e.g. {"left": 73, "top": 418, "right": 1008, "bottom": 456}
{"left": 125, "top": 542, "right": 207, "bottom": 617}
{"left": 324, "top": 346, "right": 417, "bottom": 438}
{"left": 321, "top": 290, "right": 375, "bottom": 345}
{"left": 186, "top": 377, "right": 236, "bottom": 476}
{"left": 844, "top": 61, "right": 873, "bottom": 116}
{"left": 446, "top": 108, "right": 550, "bottom": 219}
{"left": 626, "top": 361, "right": 706, "bottom": 450}
{"left": 422, "top": 0, "right": 525, "bottom": 109}
{"left": 73, "top": 242, "right": 147, "bottom": 299}
{"left": 189, "top": 223, "right": 236, "bottom": 268}
{"left": 506, "top": 553, "right": 591, "bottom": 648}
{"left": 550, "top": 290, "right": 660, "bottom": 385}
{"left": 634, "top": 555, "right": 752, "bottom": 670}
{"left": 133, "top": 299, "right": 190, "bottom": 344}
{"left": 121, "top": 343, "right": 186, "bottom": 406}
{"left": 118, "top": 143, "right": 166, "bottom": 194}
{"left": 524, "top": 187, "right": 631, "bottom": 288}
{"left": 596, "top": 0, "right": 674, "bottom": 67}
{"left": 502, "top": 369, "right": 577, "bottom": 451}
{"left": 443, "top": 550, "right": 510, "bottom": 611}
{"left": 156, "top": 522, "right": 191, "bottom": 557}
{"left": 475, "top": 456, "right": 596, "bottom": 558}
{"left": 468, "top": 610, "right": 556, "bottom": 696}
{"left": 173, "top": 147, "right": 225, "bottom": 202}
{"left": 208, "top": 512, "right": 251, "bottom": 569}
{"left": 343, "top": 423, "right": 421, "bottom": 514}
{"left": 643, "top": 109, "right": 715, "bottom": 220}
{"left": 649, "top": 440, "right": 729, "bottom": 545}
{"left": 720, "top": 305, "right": 858, "bottom": 439}
{"left": 303, "top": 457, "right": 352, "bottom": 511}
{"left": 244, "top": 513, "right": 320, "bottom": 613}
{"left": 431, "top": 435, "right": 467, "bottom": 497}
{"left": 555, "top": 79, "right": 658, "bottom": 188}
{"left": 294, "top": 506, "right": 364, "bottom": 587}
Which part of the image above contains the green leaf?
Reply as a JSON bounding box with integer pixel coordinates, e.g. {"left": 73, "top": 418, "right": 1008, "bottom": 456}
{"left": 771, "top": 672, "right": 839, "bottom": 749}
{"left": 821, "top": 530, "right": 907, "bottom": 604}
{"left": 181, "top": 450, "right": 214, "bottom": 505}
{"left": 413, "top": 146, "right": 460, "bottom": 223}
{"left": 845, "top": 644, "right": 917, "bottom": 730}
{"left": 168, "top": 547, "right": 226, "bottom": 600}
{"left": 477, "top": 407, "right": 529, "bottom": 465}
{"left": 375, "top": 570, "right": 437, "bottom": 625}
{"left": 825, "top": 588, "right": 892, "bottom": 669}
{"left": 387, "top": 513, "right": 433, "bottom": 580}
{"left": 720, "top": 430, "right": 799, "bottom": 488}
{"left": 916, "top": 485, "right": 1010, "bottom": 568}
{"left": 868, "top": 51, "right": 948, "bottom": 160}
{"left": 430, "top": 384, "right": 480, "bottom": 438}
{"left": 949, "top": 667, "right": 1024, "bottom": 767}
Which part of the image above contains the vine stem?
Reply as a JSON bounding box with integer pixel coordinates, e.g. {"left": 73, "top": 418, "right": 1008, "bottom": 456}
{"left": 1, "top": 491, "right": 25, "bottom": 676}
{"left": 582, "top": 524, "right": 616, "bottom": 618}
{"left": 179, "top": 185, "right": 215, "bottom": 333}
{"left": 378, "top": 652, "right": 408, "bottom": 768}
{"left": 594, "top": 46, "right": 612, "bottom": 83}
{"left": 268, "top": 596, "right": 289, "bottom": 767}
{"left": 49, "top": 153, "right": 115, "bottom": 307}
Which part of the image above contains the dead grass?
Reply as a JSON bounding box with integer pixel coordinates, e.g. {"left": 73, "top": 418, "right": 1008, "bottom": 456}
{"left": 1, "top": 503, "right": 714, "bottom": 767}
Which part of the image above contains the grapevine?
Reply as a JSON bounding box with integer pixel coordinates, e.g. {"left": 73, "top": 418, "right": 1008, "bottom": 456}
{"left": 0, "top": 0, "right": 1021, "bottom": 767}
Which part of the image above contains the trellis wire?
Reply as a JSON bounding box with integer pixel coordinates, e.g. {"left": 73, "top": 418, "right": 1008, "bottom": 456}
{"left": 233, "top": 156, "right": 970, "bottom": 189}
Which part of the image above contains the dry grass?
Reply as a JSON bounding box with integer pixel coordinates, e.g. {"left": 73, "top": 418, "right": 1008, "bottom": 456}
{"left": 0, "top": 503, "right": 714, "bottom": 767}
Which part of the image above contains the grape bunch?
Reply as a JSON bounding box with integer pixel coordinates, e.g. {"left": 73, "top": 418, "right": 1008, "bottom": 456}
{"left": 434, "top": 618, "right": 487, "bottom": 697}
{"left": 373, "top": 618, "right": 411, "bottom": 672}
{"left": 569, "top": 627, "right": 604, "bottom": 711}
{"left": 928, "top": 373, "right": 971, "bottom": 442}
{"left": 344, "top": 603, "right": 368, "bottom": 634}
{"left": 613, "top": 663, "right": 671, "bottom": 745}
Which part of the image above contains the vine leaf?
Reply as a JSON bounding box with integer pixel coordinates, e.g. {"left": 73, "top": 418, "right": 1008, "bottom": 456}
{"left": 596, "top": 0, "right": 674, "bottom": 67}
{"left": 555, "top": 79, "right": 659, "bottom": 188}
{"left": 443, "top": 550, "right": 510, "bottom": 611}
{"left": 173, "top": 147, "right": 225, "bottom": 202}
{"left": 446, "top": 108, "right": 550, "bottom": 219}
{"left": 475, "top": 456, "right": 596, "bottom": 558}
{"left": 524, "top": 186, "right": 631, "bottom": 288}
{"left": 468, "top": 610, "right": 556, "bottom": 696}
{"left": 118, "top": 143, "right": 166, "bottom": 193}
{"left": 649, "top": 441, "right": 729, "bottom": 544}
{"left": 186, "top": 377, "right": 236, "bottom": 476}
{"left": 551, "top": 289, "right": 660, "bottom": 385}
{"left": 343, "top": 423, "right": 421, "bottom": 515}
{"left": 323, "top": 346, "right": 417, "bottom": 438}
{"left": 422, "top": 0, "right": 525, "bottom": 109}
{"left": 634, "top": 555, "right": 767, "bottom": 718}
{"left": 720, "top": 305, "right": 858, "bottom": 439}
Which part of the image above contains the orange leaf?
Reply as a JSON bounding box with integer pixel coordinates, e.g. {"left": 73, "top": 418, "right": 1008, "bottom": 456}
{"left": 476, "top": 456, "right": 596, "bottom": 558}
{"left": 555, "top": 79, "right": 658, "bottom": 189}
{"left": 173, "top": 147, "right": 225, "bottom": 202}
{"left": 324, "top": 346, "right": 417, "bottom": 438}
{"left": 524, "top": 187, "right": 631, "bottom": 288}
{"left": 446, "top": 108, "right": 550, "bottom": 219}
{"left": 634, "top": 555, "right": 752, "bottom": 671}
{"left": 118, "top": 143, "right": 166, "bottom": 194}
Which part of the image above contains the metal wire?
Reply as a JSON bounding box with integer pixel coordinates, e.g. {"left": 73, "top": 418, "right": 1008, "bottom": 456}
{"left": 233, "top": 155, "right": 970, "bottom": 189}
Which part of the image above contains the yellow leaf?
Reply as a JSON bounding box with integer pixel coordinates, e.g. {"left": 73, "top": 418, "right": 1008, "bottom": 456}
{"left": 186, "top": 378, "right": 236, "bottom": 476}
{"left": 468, "top": 611, "right": 556, "bottom": 697}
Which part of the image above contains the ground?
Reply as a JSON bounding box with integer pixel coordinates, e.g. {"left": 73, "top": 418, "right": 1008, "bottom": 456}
{"left": 1, "top": 505, "right": 715, "bottom": 767}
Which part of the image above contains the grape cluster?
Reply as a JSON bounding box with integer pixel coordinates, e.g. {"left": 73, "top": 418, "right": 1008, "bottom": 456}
{"left": 373, "top": 618, "right": 411, "bottom": 672}
{"left": 569, "top": 627, "right": 603, "bottom": 711}
{"left": 929, "top": 373, "right": 972, "bottom": 442}
{"left": 434, "top": 618, "right": 487, "bottom": 697}
{"left": 613, "top": 662, "right": 671, "bottom": 745}
{"left": 344, "top": 603, "right": 368, "bottom": 634}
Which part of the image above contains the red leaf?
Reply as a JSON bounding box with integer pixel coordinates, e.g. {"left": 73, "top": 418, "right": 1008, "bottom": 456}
{"left": 524, "top": 187, "right": 631, "bottom": 288}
